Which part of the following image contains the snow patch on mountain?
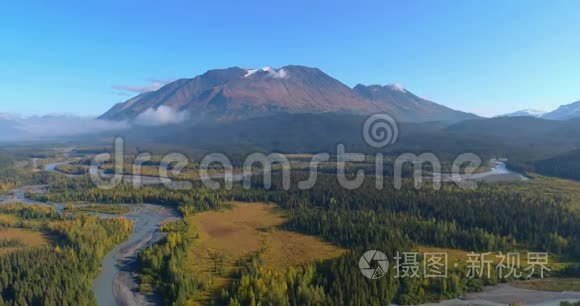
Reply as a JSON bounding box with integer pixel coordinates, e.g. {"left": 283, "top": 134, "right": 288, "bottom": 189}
{"left": 244, "top": 67, "right": 288, "bottom": 79}
{"left": 387, "top": 83, "right": 406, "bottom": 92}
{"left": 498, "top": 109, "right": 547, "bottom": 118}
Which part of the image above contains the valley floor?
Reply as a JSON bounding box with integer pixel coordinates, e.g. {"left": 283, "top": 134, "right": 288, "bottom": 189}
{"left": 2, "top": 150, "right": 580, "bottom": 305}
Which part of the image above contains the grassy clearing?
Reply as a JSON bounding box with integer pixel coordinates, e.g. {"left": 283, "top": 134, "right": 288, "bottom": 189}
{"left": 186, "top": 202, "right": 344, "bottom": 303}
{"left": 507, "top": 174, "right": 580, "bottom": 212}
{"left": 98, "top": 163, "right": 241, "bottom": 181}
{"left": 416, "top": 245, "right": 471, "bottom": 267}
{"left": 512, "top": 278, "right": 580, "bottom": 292}
{"left": 54, "top": 164, "right": 88, "bottom": 175}
{"left": 64, "top": 204, "right": 130, "bottom": 214}
{"left": 0, "top": 214, "right": 20, "bottom": 227}
{"left": 417, "top": 245, "right": 576, "bottom": 266}
{"left": 520, "top": 175, "right": 580, "bottom": 195}
{"left": 417, "top": 245, "right": 580, "bottom": 288}
{"left": 0, "top": 228, "right": 49, "bottom": 255}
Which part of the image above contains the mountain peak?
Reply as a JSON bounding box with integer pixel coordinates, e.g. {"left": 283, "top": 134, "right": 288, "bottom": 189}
{"left": 386, "top": 83, "right": 406, "bottom": 92}
{"left": 100, "top": 65, "right": 479, "bottom": 123}
{"left": 353, "top": 83, "right": 414, "bottom": 100}
{"left": 199, "top": 66, "right": 247, "bottom": 80}
{"left": 353, "top": 83, "right": 407, "bottom": 94}
{"left": 498, "top": 109, "right": 547, "bottom": 118}
{"left": 542, "top": 100, "right": 580, "bottom": 120}
{"left": 244, "top": 66, "right": 289, "bottom": 79}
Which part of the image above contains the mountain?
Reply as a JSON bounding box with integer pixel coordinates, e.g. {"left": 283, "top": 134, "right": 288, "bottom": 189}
{"left": 101, "top": 66, "right": 376, "bottom": 121}
{"left": 542, "top": 100, "right": 580, "bottom": 120}
{"left": 497, "top": 109, "right": 547, "bottom": 118}
{"left": 100, "top": 65, "right": 479, "bottom": 123}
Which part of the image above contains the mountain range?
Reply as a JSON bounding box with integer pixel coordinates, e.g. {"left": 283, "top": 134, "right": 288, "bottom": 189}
{"left": 497, "top": 109, "right": 547, "bottom": 118}
{"left": 99, "top": 65, "right": 479, "bottom": 123}
{"left": 497, "top": 101, "right": 580, "bottom": 120}
{"left": 542, "top": 100, "right": 580, "bottom": 120}
{"left": 5, "top": 65, "right": 580, "bottom": 144}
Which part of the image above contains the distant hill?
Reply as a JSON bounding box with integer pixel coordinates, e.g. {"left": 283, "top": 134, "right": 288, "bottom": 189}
{"left": 534, "top": 148, "right": 580, "bottom": 181}
{"left": 115, "top": 113, "right": 547, "bottom": 158}
{"left": 448, "top": 117, "right": 564, "bottom": 140}
{"left": 499, "top": 101, "right": 580, "bottom": 121}
{"left": 497, "top": 109, "right": 546, "bottom": 118}
{"left": 0, "top": 115, "right": 22, "bottom": 142}
{"left": 447, "top": 117, "right": 580, "bottom": 152}
{"left": 445, "top": 117, "right": 580, "bottom": 176}
{"left": 100, "top": 65, "right": 479, "bottom": 123}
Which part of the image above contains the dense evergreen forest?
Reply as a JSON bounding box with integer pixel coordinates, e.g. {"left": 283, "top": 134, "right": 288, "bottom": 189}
{"left": 0, "top": 154, "right": 134, "bottom": 305}
{"left": 138, "top": 220, "right": 204, "bottom": 305}
{"left": 26, "top": 170, "right": 580, "bottom": 305}
{"left": 0, "top": 152, "right": 59, "bottom": 196}
{"left": 3, "top": 147, "right": 580, "bottom": 305}
{"left": 0, "top": 204, "right": 132, "bottom": 306}
{"left": 533, "top": 149, "right": 580, "bottom": 181}
{"left": 38, "top": 173, "right": 580, "bottom": 257}
{"left": 0, "top": 155, "right": 21, "bottom": 195}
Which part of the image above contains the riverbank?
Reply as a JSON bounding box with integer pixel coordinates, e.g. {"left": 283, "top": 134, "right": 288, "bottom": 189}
{"left": 6, "top": 161, "right": 182, "bottom": 306}
{"left": 424, "top": 283, "right": 580, "bottom": 306}
{"left": 433, "top": 158, "right": 528, "bottom": 184}
{"left": 94, "top": 204, "right": 179, "bottom": 306}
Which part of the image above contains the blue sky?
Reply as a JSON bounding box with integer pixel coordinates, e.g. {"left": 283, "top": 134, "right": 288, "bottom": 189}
{"left": 1, "top": 0, "right": 579, "bottom": 117}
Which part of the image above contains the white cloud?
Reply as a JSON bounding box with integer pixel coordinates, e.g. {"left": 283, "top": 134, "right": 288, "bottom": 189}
{"left": 0, "top": 112, "right": 21, "bottom": 120}
{"left": 0, "top": 106, "right": 192, "bottom": 142}
{"left": 262, "top": 67, "right": 288, "bottom": 79}
{"left": 0, "top": 114, "right": 128, "bottom": 141}
{"left": 271, "top": 68, "right": 288, "bottom": 79}
{"left": 134, "top": 106, "right": 189, "bottom": 126}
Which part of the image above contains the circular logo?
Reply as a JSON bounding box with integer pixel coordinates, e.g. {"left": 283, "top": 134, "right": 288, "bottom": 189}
{"left": 359, "top": 250, "right": 389, "bottom": 279}
{"left": 363, "top": 113, "right": 399, "bottom": 148}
